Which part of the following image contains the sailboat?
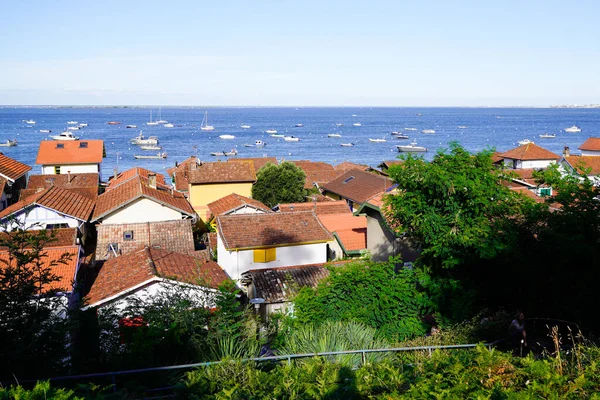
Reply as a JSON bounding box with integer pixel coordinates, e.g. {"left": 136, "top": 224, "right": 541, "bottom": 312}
{"left": 146, "top": 109, "right": 159, "bottom": 126}
{"left": 200, "top": 111, "right": 215, "bottom": 131}
{"left": 155, "top": 107, "right": 168, "bottom": 124}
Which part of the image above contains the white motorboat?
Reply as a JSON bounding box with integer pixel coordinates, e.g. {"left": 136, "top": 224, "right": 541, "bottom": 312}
{"left": 397, "top": 140, "right": 427, "bottom": 152}
{"left": 394, "top": 134, "right": 410, "bottom": 139}
{"left": 271, "top": 133, "right": 284, "bottom": 138}
{"left": 211, "top": 149, "right": 238, "bottom": 157}
{"left": 565, "top": 125, "right": 581, "bottom": 133}
{"left": 340, "top": 143, "right": 355, "bottom": 147}
{"left": 327, "top": 133, "right": 342, "bottom": 138}
{"left": 200, "top": 111, "right": 215, "bottom": 131}
{"left": 130, "top": 131, "right": 159, "bottom": 145}
{"left": 134, "top": 152, "right": 167, "bottom": 159}
{"left": 146, "top": 110, "right": 159, "bottom": 126}
{"left": 421, "top": 129, "right": 436, "bottom": 134}
{"left": 457, "top": 126, "right": 468, "bottom": 129}
{"left": 539, "top": 133, "right": 556, "bottom": 139}
{"left": 353, "top": 122, "right": 362, "bottom": 127}
{"left": 50, "top": 131, "right": 79, "bottom": 141}
{"left": 265, "top": 129, "right": 278, "bottom": 134}
{"left": 404, "top": 127, "right": 417, "bottom": 131}
{"left": 163, "top": 123, "right": 174, "bottom": 128}
{"left": 294, "top": 123, "right": 304, "bottom": 127}
{"left": 284, "top": 136, "right": 300, "bottom": 142}
{"left": 369, "top": 138, "right": 386, "bottom": 143}
{"left": 66, "top": 121, "right": 78, "bottom": 125}
{"left": 0, "top": 139, "right": 17, "bottom": 147}
{"left": 24, "top": 120, "right": 36, "bottom": 124}
{"left": 219, "top": 134, "right": 235, "bottom": 140}
{"left": 518, "top": 139, "right": 534, "bottom": 145}
{"left": 335, "top": 123, "right": 344, "bottom": 127}
{"left": 240, "top": 124, "right": 251, "bottom": 129}
{"left": 126, "top": 125, "right": 137, "bottom": 129}
{"left": 67, "top": 126, "right": 80, "bottom": 131}
{"left": 140, "top": 144, "right": 162, "bottom": 151}
{"left": 78, "top": 123, "right": 88, "bottom": 127}
{"left": 39, "top": 129, "right": 51, "bottom": 133}
{"left": 255, "top": 140, "right": 266, "bottom": 147}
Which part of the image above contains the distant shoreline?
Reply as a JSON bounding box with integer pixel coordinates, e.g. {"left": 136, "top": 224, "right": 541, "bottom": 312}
{"left": 2, "top": 105, "right": 600, "bottom": 109}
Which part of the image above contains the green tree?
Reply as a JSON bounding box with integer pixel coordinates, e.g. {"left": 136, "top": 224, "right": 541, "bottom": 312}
{"left": 251, "top": 161, "right": 306, "bottom": 208}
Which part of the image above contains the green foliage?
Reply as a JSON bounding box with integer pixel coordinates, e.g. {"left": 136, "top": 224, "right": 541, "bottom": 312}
{"left": 0, "top": 381, "right": 83, "bottom": 400}
{"left": 209, "top": 279, "right": 247, "bottom": 341}
{"left": 251, "top": 161, "right": 307, "bottom": 208}
{"left": 293, "top": 258, "right": 431, "bottom": 341}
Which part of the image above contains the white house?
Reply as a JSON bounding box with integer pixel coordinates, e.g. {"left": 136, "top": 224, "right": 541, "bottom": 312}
{"left": 578, "top": 138, "right": 600, "bottom": 157}
{"left": 83, "top": 246, "right": 229, "bottom": 311}
{"left": 35, "top": 140, "right": 105, "bottom": 178}
{"left": 499, "top": 143, "right": 560, "bottom": 170}
{"left": 206, "top": 193, "right": 271, "bottom": 227}
{"left": 559, "top": 155, "right": 600, "bottom": 184}
{"left": 216, "top": 211, "right": 334, "bottom": 282}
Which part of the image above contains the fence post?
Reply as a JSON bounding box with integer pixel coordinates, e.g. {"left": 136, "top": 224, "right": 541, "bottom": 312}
{"left": 428, "top": 347, "right": 432, "bottom": 358}
{"left": 361, "top": 351, "right": 366, "bottom": 366}
{"left": 287, "top": 356, "right": 291, "bottom": 366}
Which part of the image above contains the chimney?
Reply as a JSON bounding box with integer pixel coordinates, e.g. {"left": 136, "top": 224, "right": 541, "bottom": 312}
{"left": 563, "top": 146, "right": 570, "bottom": 157}
{"left": 113, "top": 168, "right": 118, "bottom": 181}
{"left": 148, "top": 173, "right": 157, "bottom": 189}
{"left": 67, "top": 171, "right": 72, "bottom": 184}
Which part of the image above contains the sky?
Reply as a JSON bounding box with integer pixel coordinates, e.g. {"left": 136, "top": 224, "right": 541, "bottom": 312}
{"left": 1, "top": 0, "right": 599, "bottom": 106}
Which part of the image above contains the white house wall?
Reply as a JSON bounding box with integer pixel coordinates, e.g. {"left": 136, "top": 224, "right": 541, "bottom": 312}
{"left": 1, "top": 206, "right": 80, "bottom": 232}
{"left": 101, "top": 198, "right": 184, "bottom": 224}
{"left": 581, "top": 150, "right": 600, "bottom": 157}
{"left": 41, "top": 164, "right": 99, "bottom": 175}
{"left": 503, "top": 159, "right": 555, "bottom": 169}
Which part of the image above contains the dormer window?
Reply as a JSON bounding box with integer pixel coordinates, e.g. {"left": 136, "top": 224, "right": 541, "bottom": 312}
{"left": 56, "top": 143, "right": 64, "bottom": 149}
{"left": 79, "top": 142, "right": 88, "bottom": 148}
{"left": 342, "top": 176, "right": 355, "bottom": 184}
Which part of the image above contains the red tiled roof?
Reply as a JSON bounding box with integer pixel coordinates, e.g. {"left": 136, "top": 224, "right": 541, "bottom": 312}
{"left": 23, "top": 173, "right": 99, "bottom": 200}
{"left": 85, "top": 246, "right": 229, "bottom": 307}
{"left": 207, "top": 193, "right": 271, "bottom": 217}
{"left": 510, "top": 169, "right": 536, "bottom": 180}
{"left": 0, "top": 228, "right": 78, "bottom": 250}
{"left": 107, "top": 167, "right": 166, "bottom": 190}
{"left": 379, "top": 160, "right": 404, "bottom": 170}
{"left": 0, "top": 186, "right": 95, "bottom": 221}
{"left": 561, "top": 155, "right": 600, "bottom": 175}
{"left": 92, "top": 175, "right": 194, "bottom": 221}
{"left": 217, "top": 211, "right": 333, "bottom": 250}
{"left": 36, "top": 140, "right": 104, "bottom": 165}
{"left": 303, "top": 169, "right": 346, "bottom": 189}
{"left": 499, "top": 143, "right": 560, "bottom": 161}
{"left": 334, "top": 161, "right": 370, "bottom": 172}
{"left": 291, "top": 160, "right": 335, "bottom": 171}
{"left": 0, "top": 245, "right": 80, "bottom": 293}
{"left": 0, "top": 153, "right": 31, "bottom": 182}
{"left": 321, "top": 169, "right": 394, "bottom": 204}
{"left": 318, "top": 213, "right": 367, "bottom": 252}
{"left": 188, "top": 161, "right": 256, "bottom": 184}
{"left": 277, "top": 200, "right": 351, "bottom": 215}
{"left": 167, "top": 156, "right": 198, "bottom": 192}
{"left": 228, "top": 157, "right": 278, "bottom": 171}
{"left": 578, "top": 137, "right": 600, "bottom": 152}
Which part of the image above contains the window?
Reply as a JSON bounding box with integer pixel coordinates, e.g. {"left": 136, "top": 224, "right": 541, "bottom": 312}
{"left": 123, "top": 231, "right": 134, "bottom": 241}
{"left": 56, "top": 143, "right": 64, "bottom": 149}
{"left": 539, "top": 188, "right": 552, "bottom": 197}
{"left": 79, "top": 142, "right": 88, "bottom": 148}
{"left": 253, "top": 248, "right": 276, "bottom": 263}
{"left": 54, "top": 166, "right": 61, "bottom": 175}
{"left": 342, "top": 176, "right": 355, "bottom": 184}
{"left": 46, "top": 223, "right": 69, "bottom": 230}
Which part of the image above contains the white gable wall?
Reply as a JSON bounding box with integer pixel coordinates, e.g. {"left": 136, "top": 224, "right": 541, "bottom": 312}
{"left": 101, "top": 198, "right": 185, "bottom": 224}
{"left": 581, "top": 150, "right": 600, "bottom": 157}
{"left": 229, "top": 206, "right": 268, "bottom": 215}
{"left": 1, "top": 205, "right": 81, "bottom": 232}
{"left": 503, "top": 159, "right": 556, "bottom": 169}
{"left": 41, "top": 164, "right": 99, "bottom": 175}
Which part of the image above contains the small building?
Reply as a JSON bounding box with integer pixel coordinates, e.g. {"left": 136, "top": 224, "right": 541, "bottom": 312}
{"left": 578, "top": 138, "right": 600, "bottom": 157}
{"left": 499, "top": 143, "right": 560, "bottom": 170}
{"left": 559, "top": 154, "right": 600, "bottom": 183}
{"left": 206, "top": 193, "right": 271, "bottom": 228}
{"left": 35, "top": 140, "right": 105, "bottom": 178}
{"left": 188, "top": 161, "right": 256, "bottom": 222}
{"left": 216, "top": 211, "right": 334, "bottom": 281}
{"left": 318, "top": 213, "right": 367, "bottom": 259}
{"left": 21, "top": 173, "right": 99, "bottom": 200}
{"left": 321, "top": 169, "right": 395, "bottom": 211}
{"left": 107, "top": 167, "right": 166, "bottom": 190}
{"left": 0, "top": 152, "right": 32, "bottom": 211}
{"left": 83, "top": 246, "right": 229, "bottom": 311}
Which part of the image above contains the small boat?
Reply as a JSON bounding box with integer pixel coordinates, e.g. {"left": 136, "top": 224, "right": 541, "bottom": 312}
{"left": 369, "top": 138, "right": 386, "bottom": 143}
{"left": 155, "top": 107, "right": 168, "bottom": 124}
{"left": 140, "top": 144, "right": 162, "bottom": 151}
{"left": 416, "top": 113, "right": 423, "bottom": 116}
{"left": 271, "top": 133, "right": 284, "bottom": 138}
{"left": 518, "top": 139, "right": 534, "bottom": 145}
{"left": 200, "top": 111, "right": 215, "bottom": 131}
{"left": 404, "top": 127, "right": 417, "bottom": 131}
{"left": 539, "top": 133, "right": 556, "bottom": 139}
{"left": 391, "top": 131, "right": 400, "bottom": 135}
{"left": 335, "top": 123, "right": 344, "bottom": 127}
{"left": 130, "top": 131, "right": 159, "bottom": 145}
{"left": 340, "top": 143, "right": 355, "bottom": 147}
{"left": 294, "top": 123, "right": 304, "bottom": 127}
{"left": 39, "top": 129, "right": 51, "bottom": 133}
{"left": 24, "top": 120, "right": 36, "bottom": 124}
{"left": 107, "top": 121, "right": 121, "bottom": 125}
{"left": 67, "top": 126, "right": 80, "bottom": 131}
{"left": 126, "top": 125, "right": 137, "bottom": 129}
{"left": 394, "top": 134, "right": 410, "bottom": 139}
{"left": 353, "top": 122, "right": 362, "bottom": 127}
{"left": 240, "top": 124, "right": 251, "bottom": 129}
{"left": 397, "top": 140, "right": 427, "bottom": 152}
{"left": 211, "top": 149, "right": 238, "bottom": 157}
{"left": 78, "top": 123, "right": 88, "bottom": 127}
{"left": 146, "top": 109, "right": 159, "bottom": 126}
{"left": 66, "top": 121, "right": 78, "bottom": 125}
{"left": 50, "top": 131, "right": 79, "bottom": 141}
{"left": 255, "top": 140, "right": 266, "bottom": 147}
{"left": 243, "top": 144, "right": 254, "bottom": 148}
{"left": 564, "top": 125, "right": 581, "bottom": 133}
{"left": 421, "top": 129, "right": 436, "bottom": 134}
{"left": 163, "top": 123, "right": 174, "bottom": 128}
{"left": 219, "top": 134, "right": 235, "bottom": 140}
{"left": 457, "top": 126, "right": 468, "bottom": 129}
{"left": 265, "top": 129, "right": 278, "bottom": 134}
{"left": 134, "top": 152, "right": 167, "bottom": 159}
{"left": 0, "top": 139, "right": 17, "bottom": 147}
{"left": 327, "top": 133, "right": 342, "bottom": 138}
{"left": 284, "top": 136, "right": 300, "bottom": 142}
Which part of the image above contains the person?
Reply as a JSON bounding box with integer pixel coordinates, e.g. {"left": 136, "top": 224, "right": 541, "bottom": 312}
{"left": 509, "top": 311, "right": 527, "bottom": 352}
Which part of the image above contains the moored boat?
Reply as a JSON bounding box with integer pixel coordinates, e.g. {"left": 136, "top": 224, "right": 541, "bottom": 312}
{"left": 404, "top": 127, "right": 417, "bottom": 131}
{"left": 539, "top": 133, "right": 556, "bottom": 139}
{"left": 369, "top": 138, "right": 386, "bottom": 143}
{"left": 294, "top": 123, "right": 304, "bottom": 127}
{"left": 107, "top": 121, "right": 121, "bottom": 125}
{"left": 327, "top": 133, "right": 342, "bottom": 138}
{"left": 518, "top": 139, "right": 534, "bottom": 145}
{"left": 219, "top": 134, "right": 235, "bottom": 140}
{"left": 397, "top": 140, "right": 427, "bottom": 152}
{"left": 130, "top": 131, "right": 159, "bottom": 145}
{"left": 200, "top": 111, "right": 215, "bottom": 131}
{"left": 50, "top": 131, "right": 79, "bottom": 141}
{"left": 134, "top": 152, "right": 167, "bottom": 159}
{"left": 565, "top": 125, "right": 582, "bottom": 133}
{"left": 39, "top": 129, "right": 51, "bottom": 133}
{"left": 126, "top": 125, "right": 137, "bottom": 129}
{"left": 0, "top": 139, "right": 17, "bottom": 147}
{"left": 353, "top": 122, "right": 362, "bottom": 127}
{"left": 255, "top": 140, "right": 266, "bottom": 147}
{"left": 394, "top": 134, "right": 410, "bottom": 139}
{"left": 421, "top": 129, "right": 436, "bottom": 134}
{"left": 163, "top": 123, "right": 174, "bottom": 128}
{"left": 67, "top": 121, "right": 78, "bottom": 125}
{"left": 284, "top": 136, "right": 300, "bottom": 142}
{"left": 24, "top": 120, "right": 36, "bottom": 124}
{"left": 340, "top": 143, "right": 355, "bottom": 147}
{"left": 265, "top": 129, "right": 278, "bottom": 134}
{"left": 240, "top": 124, "right": 251, "bottom": 129}
{"left": 139, "top": 144, "right": 162, "bottom": 151}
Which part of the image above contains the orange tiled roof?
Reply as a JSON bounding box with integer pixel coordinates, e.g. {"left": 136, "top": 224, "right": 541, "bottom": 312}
{"left": 277, "top": 200, "right": 351, "bottom": 215}
{"left": 578, "top": 137, "right": 600, "bottom": 152}
{"left": 379, "top": 160, "right": 404, "bottom": 170}
{"left": 0, "top": 186, "right": 95, "bottom": 221}
{"left": 207, "top": 193, "right": 271, "bottom": 217}
{"left": 0, "top": 153, "right": 31, "bottom": 182}
{"left": 167, "top": 156, "right": 198, "bottom": 192}
{"left": 23, "top": 173, "right": 99, "bottom": 200}
{"left": 499, "top": 143, "right": 560, "bottom": 161}
{"left": 562, "top": 155, "right": 600, "bottom": 175}
{"left": 318, "top": 213, "right": 367, "bottom": 252}
{"left": 0, "top": 228, "right": 78, "bottom": 250}
{"left": 92, "top": 175, "right": 194, "bottom": 222}
{"left": 188, "top": 161, "right": 256, "bottom": 184}
{"left": 107, "top": 167, "right": 166, "bottom": 190}
{"left": 334, "top": 161, "right": 370, "bottom": 172}
{"left": 85, "top": 246, "right": 229, "bottom": 307}
{"left": 0, "top": 245, "right": 80, "bottom": 293}
{"left": 291, "top": 160, "right": 335, "bottom": 171}
{"left": 36, "top": 140, "right": 104, "bottom": 165}
{"left": 321, "top": 169, "right": 394, "bottom": 204}
{"left": 217, "top": 211, "right": 333, "bottom": 250}
{"left": 303, "top": 169, "right": 345, "bottom": 189}
{"left": 228, "top": 157, "right": 278, "bottom": 171}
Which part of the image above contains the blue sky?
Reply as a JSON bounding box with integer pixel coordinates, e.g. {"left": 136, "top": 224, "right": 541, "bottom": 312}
{"left": 1, "top": 0, "right": 598, "bottom": 106}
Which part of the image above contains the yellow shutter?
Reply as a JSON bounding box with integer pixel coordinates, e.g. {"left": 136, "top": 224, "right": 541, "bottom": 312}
{"left": 265, "top": 248, "right": 276, "bottom": 262}
{"left": 253, "top": 249, "right": 266, "bottom": 263}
